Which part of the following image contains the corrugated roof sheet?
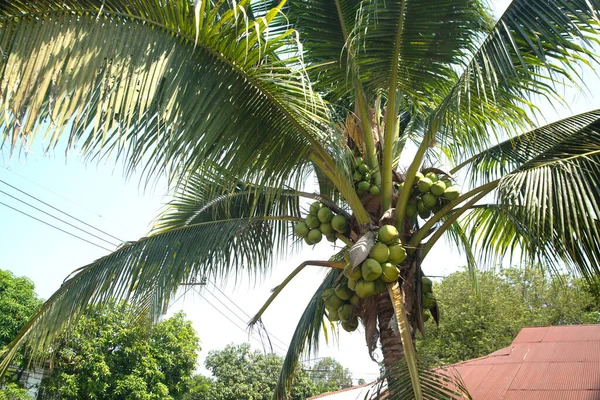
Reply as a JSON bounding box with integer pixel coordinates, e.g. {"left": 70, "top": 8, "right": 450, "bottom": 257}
{"left": 449, "top": 325, "right": 600, "bottom": 399}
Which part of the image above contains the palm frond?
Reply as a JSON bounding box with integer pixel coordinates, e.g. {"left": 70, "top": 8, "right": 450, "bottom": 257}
{"left": 354, "top": 0, "right": 490, "bottom": 104}
{"left": 368, "top": 357, "right": 471, "bottom": 400}
{"left": 0, "top": 0, "right": 330, "bottom": 189}
{"left": 0, "top": 179, "right": 302, "bottom": 376}
{"left": 433, "top": 0, "right": 600, "bottom": 157}
{"left": 452, "top": 109, "right": 600, "bottom": 186}
{"left": 273, "top": 269, "right": 341, "bottom": 400}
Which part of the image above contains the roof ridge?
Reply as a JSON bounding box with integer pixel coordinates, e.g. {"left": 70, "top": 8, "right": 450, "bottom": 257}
{"left": 306, "top": 381, "right": 376, "bottom": 399}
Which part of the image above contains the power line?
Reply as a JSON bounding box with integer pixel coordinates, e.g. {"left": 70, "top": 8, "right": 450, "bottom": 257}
{"left": 0, "top": 200, "right": 113, "bottom": 252}
{"left": 0, "top": 178, "right": 125, "bottom": 243}
{"left": 0, "top": 188, "right": 120, "bottom": 248}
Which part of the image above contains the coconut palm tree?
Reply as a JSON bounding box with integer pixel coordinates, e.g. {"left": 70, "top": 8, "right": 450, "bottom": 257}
{"left": 1, "top": 0, "right": 600, "bottom": 398}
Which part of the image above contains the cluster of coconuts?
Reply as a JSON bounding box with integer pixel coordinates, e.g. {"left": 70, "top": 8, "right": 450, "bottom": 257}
{"left": 397, "top": 171, "right": 461, "bottom": 220}
{"left": 321, "top": 225, "right": 408, "bottom": 332}
{"left": 353, "top": 156, "right": 381, "bottom": 196}
{"left": 294, "top": 201, "right": 349, "bottom": 245}
{"left": 421, "top": 276, "right": 436, "bottom": 322}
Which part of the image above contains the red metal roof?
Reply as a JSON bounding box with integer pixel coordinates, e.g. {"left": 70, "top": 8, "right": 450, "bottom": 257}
{"left": 448, "top": 325, "right": 600, "bottom": 399}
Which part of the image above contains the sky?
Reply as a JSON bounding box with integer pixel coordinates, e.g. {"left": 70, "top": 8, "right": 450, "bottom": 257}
{"left": 1, "top": 0, "right": 600, "bottom": 386}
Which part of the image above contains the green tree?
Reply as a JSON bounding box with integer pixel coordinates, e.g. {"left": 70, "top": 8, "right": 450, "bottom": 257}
{"left": 309, "top": 357, "right": 353, "bottom": 393}
{"left": 417, "top": 267, "right": 600, "bottom": 366}
{"left": 38, "top": 306, "right": 199, "bottom": 400}
{"left": 200, "top": 343, "right": 317, "bottom": 400}
{"left": 2, "top": 1, "right": 600, "bottom": 398}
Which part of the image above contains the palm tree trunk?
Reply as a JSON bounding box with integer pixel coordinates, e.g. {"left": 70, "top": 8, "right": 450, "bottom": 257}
{"left": 377, "top": 293, "right": 405, "bottom": 371}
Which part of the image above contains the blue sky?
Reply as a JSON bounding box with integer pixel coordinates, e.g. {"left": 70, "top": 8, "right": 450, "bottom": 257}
{"left": 2, "top": 0, "right": 600, "bottom": 384}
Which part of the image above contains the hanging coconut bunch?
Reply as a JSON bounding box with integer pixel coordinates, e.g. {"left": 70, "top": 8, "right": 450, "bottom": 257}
{"left": 397, "top": 170, "right": 461, "bottom": 221}
{"left": 421, "top": 276, "right": 436, "bottom": 322}
{"left": 294, "top": 201, "right": 349, "bottom": 245}
{"left": 353, "top": 154, "right": 381, "bottom": 196}
{"left": 321, "top": 283, "right": 360, "bottom": 332}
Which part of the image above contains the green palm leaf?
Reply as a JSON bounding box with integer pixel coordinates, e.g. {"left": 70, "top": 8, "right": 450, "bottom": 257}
{"left": 0, "top": 178, "right": 302, "bottom": 375}
{"left": 0, "top": 0, "right": 330, "bottom": 189}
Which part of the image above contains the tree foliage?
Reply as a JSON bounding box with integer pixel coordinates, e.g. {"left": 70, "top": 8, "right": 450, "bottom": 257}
{"left": 417, "top": 267, "right": 600, "bottom": 366}
{"left": 38, "top": 306, "right": 199, "bottom": 400}
{"left": 308, "top": 357, "right": 353, "bottom": 394}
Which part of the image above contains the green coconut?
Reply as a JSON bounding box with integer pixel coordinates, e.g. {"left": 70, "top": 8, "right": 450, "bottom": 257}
{"left": 381, "top": 262, "right": 400, "bottom": 283}
{"left": 419, "top": 209, "right": 432, "bottom": 220}
{"left": 355, "top": 156, "right": 364, "bottom": 166}
{"left": 417, "top": 177, "right": 432, "bottom": 193}
{"left": 422, "top": 277, "right": 433, "bottom": 293}
{"left": 373, "top": 278, "right": 387, "bottom": 294}
{"left": 347, "top": 278, "right": 358, "bottom": 291}
{"left": 335, "top": 284, "right": 353, "bottom": 301}
{"left": 326, "top": 234, "right": 337, "bottom": 243}
{"left": 338, "top": 304, "right": 354, "bottom": 322}
{"left": 431, "top": 180, "right": 446, "bottom": 196}
{"left": 331, "top": 215, "right": 348, "bottom": 233}
{"left": 406, "top": 204, "right": 418, "bottom": 217}
{"left": 415, "top": 171, "right": 424, "bottom": 182}
{"left": 342, "top": 317, "right": 359, "bottom": 332}
{"left": 388, "top": 244, "right": 407, "bottom": 264}
{"left": 309, "top": 201, "right": 322, "bottom": 215}
{"left": 353, "top": 171, "right": 363, "bottom": 181}
{"left": 321, "top": 288, "right": 336, "bottom": 303}
{"left": 378, "top": 225, "right": 399, "bottom": 245}
{"left": 349, "top": 294, "right": 360, "bottom": 306}
{"left": 325, "top": 292, "right": 345, "bottom": 311}
{"left": 355, "top": 280, "right": 376, "bottom": 298}
{"left": 328, "top": 308, "right": 340, "bottom": 321}
{"left": 305, "top": 214, "right": 320, "bottom": 229}
{"left": 425, "top": 172, "right": 439, "bottom": 182}
{"left": 369, "top": 242, "right": 390, "bottom": 263}
{"left": 344, "top": 263, "right": 363, "bottom": 280}
{"left": 363, "top": 172, "right": 372, "bottom": 182}
{"left": 319, "top": 222, "right": 334, "bottom": 235}
{"left": 294, "top": 222, "right": 309, "bottom": 238}
{"left": 357, "top": 180, "right": 370, "bottom": 194}
{"left": 304, "top": 237, "right": 313, "bottom": 246}
{"left": 443, "top": 186, "right": 460, "bottom": 200}
{"left": 417, "top": 199, "right": 428, "bottom": 213}
{"left": 422, "top": 193, "right": 437, "bottom": 208}
{"left": 318, "top": 207, "right": 334, "bottom": 223}
{"left": 422, "top": 292, "right": 436, "bottom": 309}
{"left": 308, "top": 229, "right": 323, "bottom": 244}
{"left": 358, "top": 163, "right": 369, "bottom": 174}
{"left": 362, "top": 258, "right": 383, "bottom": 281}
{"left": 369, "top": 185, "right": 380, "bottom": 196}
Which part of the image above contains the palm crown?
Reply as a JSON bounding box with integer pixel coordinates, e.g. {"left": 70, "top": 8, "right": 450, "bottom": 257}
{"left": 1, "top": 0, "right": 600, "bottom": 398}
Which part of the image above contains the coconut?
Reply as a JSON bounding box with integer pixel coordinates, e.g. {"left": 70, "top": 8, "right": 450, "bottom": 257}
{"left": 325, "top": 292, "right": 345, "bottom": 311}
{"left": 406, "top": 204, "right": 418, "bottom": 218}
{"left": 347, "top": 278, "right": 358, "bottom": 291}
{"left": 338, "top": 304, "right": 354, "bottom": 322}
{"left": 342, "top": 317, "right": 359, "bottom": 332}
{"left": 422, "top": 277, "right": 433, "bottom": 293}
{"left": 305, "top": 214, "right": 320, "bottom": 229}
{"left": 319, "top": 222, "right": 334, "bottom": 235}
{"left": 304, "top": 237, "right": 313, "bottom": 246}
{"left": 326, "top": 234, "right": 337, "bottom": 243}
{"left": 307, "top": 229, "right": 322, "bottom": 244}
{"left": 381, "top": 262, "right": 400, "bottom": 283}
{"left": 369, "top": 242, "right": 390, "bottom": 263}
{"left": 309, "top": 201, "right": 322, "bottom": 215}
{"left": 415, "top": 171, "right": 424, "bottom": 182}
{"left": 321, "top": 288, "right": 335, "bottom": 304}
{"left": 349, "top": 294, "right": 360, "bottom": 306}
{"left": 369, "top": 185, "right": 380, "bottom": 196}
{"left": 430, "top": 180, "right": 446, "bottom": 196}
{"left": 331, "top": 215, "right": 348, "bottom": 233}
{"left": 363, "top": 172, "right": 372, "bottom": 182}
{"left": 358, "top": 163, "right": 369, "bottom": 174}
{"left": 328, "top": 308, "right": 340, "bottom": 321}
{"left": 418, "top": 209, "right": 432, "bottom": 220}
{"left": 335, "top": 284, "right": 353, "bottom": 300}
{"left": 344, "top": 263, "right": 363, "bottom": 280}
{"left": 422, "top": 292, "right": 436, "bottom": 309}
{"left": 294, "top": 222, "right": 309, "bottom": 238}
{"left": 378, "top": 225, "right": 399, "bottom": 245}
{"left": 417, "top": 177, "right": 432, "bottom": 193}
{"left": 355, "top": 156, "right": 364, "bottom": 166}
{"left": 425, "top": 172, "right": 439, "bottom": 182}
{"left": 357, "top": 180, "right": 370, "bottom": 194}
{"left": 388, "top": 244, "right": 407, "bottom": 264}
{"left": 362, "top": 258, "right": 382, "bottom": 281}
{"left": 443, "top": 186, "right": 460, "bottom": 200}
{"left": 422, "top": 193, "right": 437, "bottom": 208}
{"left": 417, "top": 199, "right": 428, "bottom": 213}
{"left": 355, "top": 280, "right": 376, "bottom": 298}
{"left": 373, "top": 279, "right": 387, "bottom": 294}
{"left": 318, "top": 207, "right": 334, "bottom": 223}
{"left": 353, "top": 171, "right": 363, "bottom": 181}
